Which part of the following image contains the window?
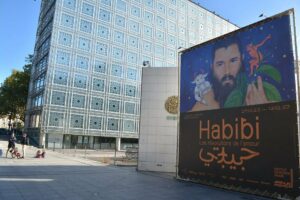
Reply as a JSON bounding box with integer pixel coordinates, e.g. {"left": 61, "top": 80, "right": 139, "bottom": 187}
{"left": 70, "top": 114, "right": 84, "bottom": 128}
{"left": 91, "top": 97, "right": 103, "bottom": 110}
{"left": 107, "top": 118, "right": 119, "bottom": 130}
{"left": 109, "top": 82, "right": 121, "bottom": 94}
{"left": 49, "top": 112, "right": 64, "bottom": 127}
{"left": 97, "top": 25, "right": 110, "bottom": 39}
{"left": 111, "top": 64, "right": 122, "bottom": 77}
{"left": 76, "top": 55, "right": 89, "bottom": 70}
{"left": 72, "top": 94, "right": 85, "bottom": 108}
{"left": 92, "top": 78, "right": 105, "bottom": 91}
{"left": 61, "top": 13, "right": 74, "bottom": 28}
{"left": 58, "top": 32, "right": 72, "bottom": 46}
{"left": 80, "top": 19, "right": 92, "bottom": 33}
{"left": 99, "top": 9, "right": 111, "bottom": 22}
{"left": 74, "top": 74, "right": 87, "bottom": 89}
{"left": 89, "top": 117, "right": 102, "bottom": 129}
{"left": 82, "top": 2, "right": 94, "bottom": 16}
{"left": 56, "top": 50, "right": 70, "bottom": 66}
{"left": 54, "top": 70, "right": 68, "bottom": 85}
{"left": 108, "top": 100, "right": 120, "bottom": 112}
{"left": 51, "top": 91, "right": 66, "bottom": 106}
{"left": 63, "top": 0, "right": 76, "bottom": 10}
{"left": 96, "top": 42, "right": 108, "bottom": 55}
{"left": 78, "top": 37, "right": 91, "bottom": 51}
{"left": 94, "top": 60, "right": 106, "bottom": 73}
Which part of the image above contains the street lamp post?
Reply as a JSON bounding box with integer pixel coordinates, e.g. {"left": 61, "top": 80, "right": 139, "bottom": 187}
{"left": 8, "top": 112, "right": 12, "bottom": 133}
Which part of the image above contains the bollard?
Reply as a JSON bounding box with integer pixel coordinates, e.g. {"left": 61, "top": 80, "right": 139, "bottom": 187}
{"left": 53, "top": 142, "right": 56, "bottom": 151}
{"left": 74, "top": 145, "right": 77, "bottom": 157}
{"left": 84, "top": 145, "right": 87, "bottom": 159}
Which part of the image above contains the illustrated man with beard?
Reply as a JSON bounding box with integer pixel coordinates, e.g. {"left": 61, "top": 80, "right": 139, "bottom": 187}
{"left": 191, "top": 37, "right": 269, "bottom": 111}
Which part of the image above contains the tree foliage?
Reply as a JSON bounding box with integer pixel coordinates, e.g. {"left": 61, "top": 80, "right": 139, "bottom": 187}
{"left": 0, "top": 55, "right": 32, "bottom": 122}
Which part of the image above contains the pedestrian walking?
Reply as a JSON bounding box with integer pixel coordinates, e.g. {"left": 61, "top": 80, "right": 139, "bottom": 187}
{"left": 20, "top": 133, "right": 29, "bottom": 158}
{"left": 6, "top": 132, "right": 16, "bottom": 158}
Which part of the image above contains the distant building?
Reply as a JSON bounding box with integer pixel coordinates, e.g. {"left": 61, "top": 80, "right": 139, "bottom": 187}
{"left": 25, "top": 0, "right": 238, "bottom": 149}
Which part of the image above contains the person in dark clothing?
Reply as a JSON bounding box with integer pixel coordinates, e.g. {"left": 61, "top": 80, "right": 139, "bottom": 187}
{"left": 6, "top": 132, "right": 16, "bottom": 158}
{"left": 20, "top": 133, "right": 29, "bottom": 158}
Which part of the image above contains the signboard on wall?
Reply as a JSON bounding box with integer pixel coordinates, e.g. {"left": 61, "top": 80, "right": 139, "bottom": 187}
{"left": 178, "top": 10, "right": 299, "bottom": 198}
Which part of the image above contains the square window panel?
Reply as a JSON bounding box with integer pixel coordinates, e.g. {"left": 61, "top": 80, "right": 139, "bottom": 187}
{"left": 94, "top": 60, "right": 106, "bottom": 73}
{"left": 108, "top": 99, "right": 120, "bottom": 112}
{"left": 109, "top": 82, "right": 121, "bottom": 95}
{"left": 74, "top": 74, "right": 87, "bottom": 89}
{"left": 128, "top": 36, "right": 138, "bottom": 49}
{"left": 96, "top": 42, "right": 108, "bottom": 55}
{"left": 78, "top": 37, "right": 91, "bottom": 51}
{"left": 168, "top": 21, "right": 176, "bottom": 33}
{"left": 125, "top": 85, "right": 136, "bottom": 97}
{"left": 49, "top": 112, "right": 64, "bottom": 127}
{"left": 131, "top": 6, "right": 141, "bottom": 18}
{"left": 107, "top": 118, "right": 119, "bottom": 130}
{"left": 80, "top": 19, "right": 92, "bottom": 33}
{"left": 61, "top": 13, "right": 74, "bottom": 28}
{"left": 54, "top": 70, "right": 68, "bottom": 85}
{"left": 170, "top": 0, "right": 176, "bottom": 5}
{"left": 76, "top": 55, "right": 89, "bottom": 70}
{"left": 124, "top": 102, "right": 135, "bottom": 114}
{"left": 99, "top": 9, "right": 111, "bottom": 22}
{"left": 58, "top": 32, "right": 72, "bottom": 46}
{"left": 116, "top": 0, "right": 126, "bottom": 12}
{"left": 82, "top": 2, "right": 94, "bottom": 16}
{"left": 113, "top": 31, "right": 125, "bottom": 44}
{"left": 124, "top": 120, "right": 135, "bottom": 132}
{"left": 144, "top": 11, "right": 153, "bottom": 23}
{"left": 51, "top": 91, "right": 66, "bottom": 106}
{"left": 143, "top": 40, "right": 152, "bottom": 53}
{"left": 156, "top": 16, "right": 165, "bottom": 29}
{"left": 167, "top": 34, "right": 176, "bottom": 47}
{"left": 89, "top": 116, "right": 102, "bottom": 129}
{"left": 70, "top": 114, "right": 84, "bottom": 128}
{"left": 143, "top": 0, "right": 153, "bottom": 8}
{"left": 143, "top": 25, "right": 152, "bottom": 38}
{"left": 72, "top": 94, "right": 85, "bottom": 108}
{"left": 56, "top": 51, "right": 70, "bottom": 66}
{"left": 112, "top": 47, "right": 123, "bottom": 60}
{"left": 127, "top": 68, "right": 137, "bottom": 80}
{"left": 92, "top": 78, "right": 105, "bottom": 92}
{"left": 101, "top": 0, "right": 112, "bottom": 7}
{"left": 156, "top": 30, "right": 164, "bottom": 42}
{"left": 115, "top": 15, "right": 126, "bottom": 28}
{"left": 111, "top": 64, "right": 122, "bottom": 77}
{"left": 91, "top": 97, "right": 104, "bottom": 110}
{"left": 128, "top": 20, "right": 139, "bottom": 34}
{"left": 157, "top": 2, "right": 165, "bottom": 14}
{"left": 97, "top": 25, "right": 110, "bottom": 39}
{"left": 168, "top": 8, "right": 176, "bottom": 19}
{"left": 155, "top": 45, "right": 164, "bottom": 57}
{"left": 127, "top": 52, "right": 137, "bottom": 64}
{"left": 63, "top": 0, "right": 76, "bottom": 10}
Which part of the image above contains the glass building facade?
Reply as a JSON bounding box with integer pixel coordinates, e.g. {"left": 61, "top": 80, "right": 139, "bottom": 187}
{"left": 25, "top": 0, "right": 238, "bottom": 149}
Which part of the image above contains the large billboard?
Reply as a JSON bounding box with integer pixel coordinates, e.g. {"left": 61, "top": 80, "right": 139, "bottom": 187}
{"left": 178, "top": 10, "right": 299, "bottom": 198}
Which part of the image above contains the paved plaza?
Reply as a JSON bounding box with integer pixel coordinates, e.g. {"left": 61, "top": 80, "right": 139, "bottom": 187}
{"left": 0, "top": 140, "right": 270, "bottom": 200}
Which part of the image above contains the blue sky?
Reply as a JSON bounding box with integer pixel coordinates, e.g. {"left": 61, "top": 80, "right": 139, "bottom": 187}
{"left": 0, "top": 0, "right": 299, "bottom": 84}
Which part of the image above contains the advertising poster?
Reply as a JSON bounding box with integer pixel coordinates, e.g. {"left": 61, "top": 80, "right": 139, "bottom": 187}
{"left": 178, "top": 10, "right": 299, "bottom": 198}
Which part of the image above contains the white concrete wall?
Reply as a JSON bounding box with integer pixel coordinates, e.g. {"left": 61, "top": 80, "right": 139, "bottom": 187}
{"left": 138, "top": 67, "right": 178, "bottom": 172}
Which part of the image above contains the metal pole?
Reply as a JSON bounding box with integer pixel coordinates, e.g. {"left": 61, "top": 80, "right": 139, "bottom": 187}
{"left": 114, "top": 143, "right": 117, "bottom": 166}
